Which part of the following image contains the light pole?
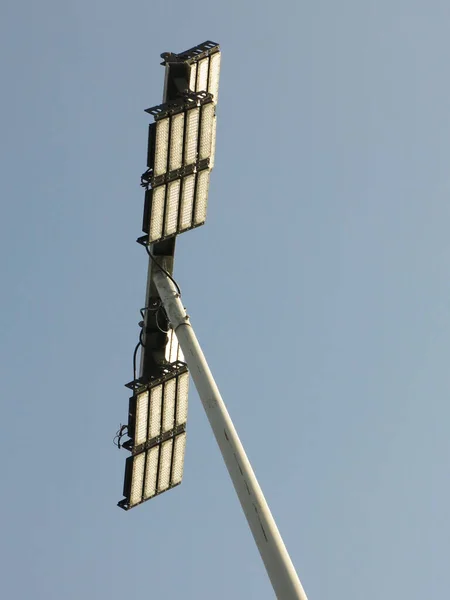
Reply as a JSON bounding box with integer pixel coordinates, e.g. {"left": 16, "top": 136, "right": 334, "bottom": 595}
{"left": 153, "top": 268, "right": 308, "bottom": 600}
{"left": 116, "top": 41, "right": 309, "bottom": 600}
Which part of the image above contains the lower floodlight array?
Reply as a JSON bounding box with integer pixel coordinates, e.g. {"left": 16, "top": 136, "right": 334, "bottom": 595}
{"left": 118, "top": 366, "right": 190, "bottom": 510}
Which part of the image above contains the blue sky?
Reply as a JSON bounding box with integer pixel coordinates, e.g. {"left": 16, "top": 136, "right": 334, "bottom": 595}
{"left": 1, "top": 1, "right": 449, "bottom": 598}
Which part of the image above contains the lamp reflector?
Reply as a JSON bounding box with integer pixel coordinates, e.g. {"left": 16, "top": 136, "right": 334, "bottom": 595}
{"left": 180, "top": 174, "right": 195, "bottom": 231}
{"left": 176, "top": 371, "right": 189, "bottom": 426}
{"left": 189, "top": 62, "right": 197, "bottom": 91}
{"left": 199, "top": 103, "right": 215, "bottom": 160}
{"left": 162, "top": 378, "right": 176, "bottom": 433}
{"left": 197, "top": 58, "right": 209, "bottom": 92}
{"left": 184, "top": 107, "right": 200, "bottom": 166}
{"left": 194, "top": 169, "right": 210, "bottom": 225}
{"left": 135, "top": 391, "right": 149, "bottom": 446}
{"left": 154, "top": 118, "right": 169, "bottom": 176}
{"left": 164, "top": 180, "right": 181, "bottom": 237}
{"left": 171, "top": 432, "right": 186, "bottom": 486}
{"left": 208, "top": 52, "right": 221, "bottom": 102}
{"left": 130, "top": 453, "right": 145, "bottom": 506}
{"left": 148, "top": 384, "right": 163, "bottom": 439}
{"left": 210, "top": 115, "right": 217, "bottom": 168}
{"left": 144, "top": 445, "right": 159, "bottom": 500}
{"left": 158, "top": 438, "right": 173, "bottom": 492}
{"left": 149, "top": 185, "right": 166, "bottom": 243}
{"left": 169, "top": 112, "right": 184, "bottom": 171}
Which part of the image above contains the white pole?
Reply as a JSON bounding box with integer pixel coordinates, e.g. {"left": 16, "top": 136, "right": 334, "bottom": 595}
{"left": 153, "top": 268, "right": 308, "bottom": 600}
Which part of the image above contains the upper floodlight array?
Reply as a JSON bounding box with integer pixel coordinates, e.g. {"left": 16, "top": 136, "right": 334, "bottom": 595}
{"left": 161, "top": 40, "right": 221, "bottom": 103}
{"left": 140, "top": 41, "right": 221, "bottom": 245}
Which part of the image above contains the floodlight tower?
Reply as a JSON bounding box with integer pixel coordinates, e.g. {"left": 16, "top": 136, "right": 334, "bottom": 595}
{"left": 117, "top": 42, "right": 309, "bottom": 600}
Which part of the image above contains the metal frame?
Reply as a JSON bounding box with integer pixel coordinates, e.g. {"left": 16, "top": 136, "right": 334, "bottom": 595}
{"left": 139, "top": 89, "right": 216, "bottom": 245}
{"left": 144, "top": 90, "right": 212, "bottom": 119}
{"left": 117, "top": 39, "right": 309, "bottom": 599}
{"left": 125, "top": 359, "right": 187, "bottom": 392}
{"left": 160, "top": 40, "right": 220, "bottom": 65}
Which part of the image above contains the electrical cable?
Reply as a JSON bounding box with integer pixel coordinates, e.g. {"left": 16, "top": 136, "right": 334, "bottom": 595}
{"left": 132, "top": 304, "right": 159, "bottom": 384}
{"left": 144, "top": 245, "right": 182, "bottom": 296}
{"left": 130, "top": 247, "right": 181, "bottom": 386}
{"left": 113, "top": 424, "right": 128, "bottom": 449}
{"left": 132, "top": 339, "right": 141, "bottom": 385}
{"left": 140, "top": 302, "right": 161, "bottom": 320}
{"left": 155, "top": 305, "right": 170, "bottom": 334}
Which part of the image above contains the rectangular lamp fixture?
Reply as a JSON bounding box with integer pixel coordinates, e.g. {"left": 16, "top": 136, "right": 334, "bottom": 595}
{"left": 144, "top": 95, "right": 216, "bottom": 184}
{"left": 188, "top": 49, "right": 221, "bottom": 102}
{"left": 142, "top": 95, "right": 215, "bottom": 243}
{"left": 161, "top": 40, "right": 221, "bottom": 104}
{"left": 144, "top": 169, "right": 211, "bottom": 243}
{"left": 118, "top": 368, "right": 190, "bottom": 510}
{"left": 127, "top": 367, "right": 189, "bottom": 453}
{"left": 120, "top": 431, "right": 187, "bottom": 510}
{"left": 140, "top": 42, "right": 220, "bottom": 245}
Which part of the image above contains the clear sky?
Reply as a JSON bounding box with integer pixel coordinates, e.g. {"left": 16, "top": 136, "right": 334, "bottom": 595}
{"left": 1, "top": 1, "right": 449, "bottom": 598}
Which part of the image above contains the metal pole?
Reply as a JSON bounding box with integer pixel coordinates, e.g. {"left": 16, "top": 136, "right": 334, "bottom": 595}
{"left": 153, "top": 268, "right": 308, "bottom": 600}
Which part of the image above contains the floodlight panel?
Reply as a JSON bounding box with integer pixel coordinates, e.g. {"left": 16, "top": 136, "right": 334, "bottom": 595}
{"left": 148, "top": 384, "right": 163, "bottom": 439}
{"left": 146, "top": 168, "right": 213, "bottom": 243}
{"left": 142, "top": 53, "right": 220, "bottom": 243}
{"left": 135, "top": 391, "right": 149, "bottom": 446}
{"left": 158, "top": 438, "right": 173, "bottom": 492}
{"left": 210, "top": 115, "right": 217, "bottom": 168}
{"left": 130, "top": 453, "right": 145, "bottom": 506}
{"left": 197, "top": 58, "right": 209, "bottom": 92}
{"left": 199, "top": 103, "right": 215, "bottom": 160}
{"left": 164, "top": 180, "right": 181, "bottom": 237}
{"left": 154, "top": 118, "right": 169, "bottom": 176}
{"left": 120, "top": 369, "right": 189, "bottom": 509}
{"left": 127, "top": 369, "right": 188, "bottom": 450}
{"left": 143, "top": 445, "right": 159, "bottom": 500}
{"left": 171, "top": 432, "right": 186, "bottom": 486}
{"left": 189, "top": 62, "right": 197, "bottom": 91}
{"left": 208, "top": 52, "right": 221, "bottom": 102}
{"left": 194, "top": 169, "right": 210, "bottom": 225}
{"left": 180, "top": 174, "right": 195, "bottom": 231}
{"left": 176, "top": 371, "right": 189, "bottom": 426}
{"left": 162, "top": 378, "right": 176, "bottom": 433}
{"left": 149, "top": 185, "right": 166, "bottom": 243}
{"left": 169, "top": 112, "right": 184, "bottom": 171}
{"left": 184, "top": 107, "right": 200, "bottom": 166}
{"left": 189, "top": 51, "right": 221, "bottom": 101}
